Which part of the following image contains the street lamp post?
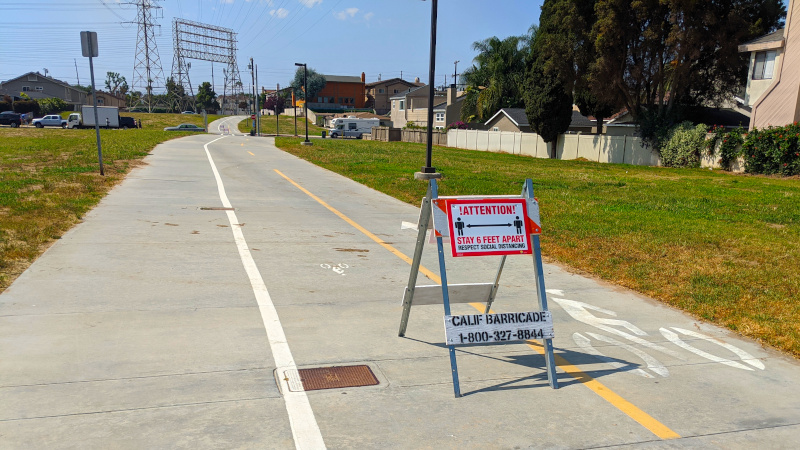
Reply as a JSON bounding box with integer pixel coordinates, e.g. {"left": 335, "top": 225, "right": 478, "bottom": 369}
{"left": 418, "top": 0, "right": 440, "bottom": 177}
{"left": 295, "top": 62, "right": 311, "bottom": 145}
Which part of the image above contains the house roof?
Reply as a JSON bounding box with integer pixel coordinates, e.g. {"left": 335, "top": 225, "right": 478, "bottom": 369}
{"left": 365, "top": 78, "right": 418, "bottom": 88}
{"left": 570, "top": 110, "right": 596, "bottom": 128}
{"left": 683, "top": 107, "right": 750, "bottom": 129}
{"left": 389, "top": 85, "right": 428, "bottom": 100}
{"left": 485, "top": 107, "right": 597, "bottom": 129}
{"left": 432, "top": 95, "right": 466, "bottom": 111}
{"left": 1, "top": 71, "right": 84, "bottom": 93}
{"left": 738, "top": 28, "right": 785, "bottom": 52}
{"left": 484, "top": 108, "right": 529, "bottom": 127}
{"left": 323, "top": 74, "right": 363, "bottom": 84}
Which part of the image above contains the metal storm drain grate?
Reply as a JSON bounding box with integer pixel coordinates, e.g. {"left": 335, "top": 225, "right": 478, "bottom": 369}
{"left": 200, "top": 207, "right": 235, "bottom": 211}
{"left": 282, "top": 365, "right": 379, "bottom": 392}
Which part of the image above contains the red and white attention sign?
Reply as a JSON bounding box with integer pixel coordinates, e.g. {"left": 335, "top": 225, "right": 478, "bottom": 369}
{"left": 446, "top": 198, "right": 534, "bottom": 257}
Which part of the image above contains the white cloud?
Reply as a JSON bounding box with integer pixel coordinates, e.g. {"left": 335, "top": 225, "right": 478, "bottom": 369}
{"left": 298, "top": 0, "right": 322, "bottom": 7}
{"left": 270, "top": 8, "right": 289, "bottom": 19}
{"left": 334, "top": 7, "right": 359, "bottom": 20}
{"left": 364, "top": 12, "right": 374, "bottom": 20}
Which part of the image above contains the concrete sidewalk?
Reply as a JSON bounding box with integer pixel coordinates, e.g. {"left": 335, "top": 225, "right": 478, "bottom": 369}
{"left": 1, "top": 132, "right": 799, "bottom": 448}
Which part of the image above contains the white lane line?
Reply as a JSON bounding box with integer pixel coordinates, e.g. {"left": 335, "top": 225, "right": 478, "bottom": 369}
{"left": 215, "top": 116, "right": 242, "bottom": 135}
{"left": 203, "top": 136, "right": 326, "bottom": 450}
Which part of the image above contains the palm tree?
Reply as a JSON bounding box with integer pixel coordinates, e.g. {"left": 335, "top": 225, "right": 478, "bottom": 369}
{"left": 460, "top": 27, "right": 536, "bottom": 122}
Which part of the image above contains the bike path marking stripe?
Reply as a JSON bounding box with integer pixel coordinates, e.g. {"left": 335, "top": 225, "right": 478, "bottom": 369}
{"left": 277, "top": 169, "right": 680, "bottom": 441}
{"left": 468, "top": 303, "right": 679, "bottom": 439}
{"left": 205, "top": 139, "right": 326, "bottom": 450}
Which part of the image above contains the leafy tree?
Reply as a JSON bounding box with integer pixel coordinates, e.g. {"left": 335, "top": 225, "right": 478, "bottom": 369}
{"left": 196, "top": 82, "right": 219, "bottom": 112}
{"left": 126, "top": 91, "right": 142, "bottom": 108}
{"left": 290, "top": 67, "right": 326, "bottom": 103}
{"left": 264, "top": 95, "right": 286, "bottom": 115}
{"left": 591, "top": 0, "right": 784, "bottom": 144}
{"left": 460, "top": 30, "right": 534, "bottom": 122}
{"left": 38, "top": 98, "right": 69, "bottom": 115}
{"left": 165, "top": 77, "right": 190, "bottom": 112}
{"left": 104, "top": 72, "right": 128, "bottom": 96}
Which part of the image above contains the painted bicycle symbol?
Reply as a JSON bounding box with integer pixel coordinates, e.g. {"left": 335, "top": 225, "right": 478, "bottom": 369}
{"left": 547, "top": 290, "right": 765, "bottom": 379}
{"left": 320, "top": 263, "right": 349, "bottom": 276}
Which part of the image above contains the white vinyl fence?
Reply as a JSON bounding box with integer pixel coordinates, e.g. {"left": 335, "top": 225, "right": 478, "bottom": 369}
{"left": 447, "top": 130, "right": 662, "bottom": 167}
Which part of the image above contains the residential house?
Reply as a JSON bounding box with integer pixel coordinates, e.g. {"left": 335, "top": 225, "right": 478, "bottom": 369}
{"left": 309, "top": 73, "right": 366, "bottom": 110}
{"left": 86, "top": 90, "right": 126, "bottom": 108}
{"left": 390, "top": 85, "right": 458, "bottom": 129}
{"left": 739, "top": 0, "right": 800, "bottom": 129}
{"left": 0, "top": 72, "right": 88, "bottom": 110}
{"left": 484, "top": 108, "right": 600, "bottom": 134}
{"left": 365, "top": 78, "right": 423, "bottom": 114}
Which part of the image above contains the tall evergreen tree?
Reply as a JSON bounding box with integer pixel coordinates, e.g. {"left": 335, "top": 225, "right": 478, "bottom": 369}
{"left": 524, "top": 1, "right": 574, "bottom": 156}
{"left": 536, "top": 0, "right": 616, "bottom": 133}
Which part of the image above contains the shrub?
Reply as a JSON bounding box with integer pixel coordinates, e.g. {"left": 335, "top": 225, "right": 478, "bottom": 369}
{"left": 38, "top": 98, "right": 70, "bottom": 115}
{"left": 660, "top": 122, "right": 708, "bottom": 168}
{"left": 706, "top": 126, "right": 745, "bottom": 170}
{"left": 404, "top": 121, "right": 424, "bottom": 130}
{"left": 13, "top": 100, "right": 40, "bottom": 115}
{"left": 446, "top": 121, "right": 468, "bottom": 131}
{"left": 742, "top": 122, "right": 800, "bottom": 176}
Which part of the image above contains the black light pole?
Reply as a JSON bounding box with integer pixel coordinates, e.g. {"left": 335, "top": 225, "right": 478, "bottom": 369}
{"left": 295, "top": 62, "right": 311, "bottom": 145}
{"left": 421, "top": 0, "right": 439, "bottom": 175}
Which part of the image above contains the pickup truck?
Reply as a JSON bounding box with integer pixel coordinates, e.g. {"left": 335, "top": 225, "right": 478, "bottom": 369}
{"left": 33, "top": 115, "right": 67, "bottom": 128}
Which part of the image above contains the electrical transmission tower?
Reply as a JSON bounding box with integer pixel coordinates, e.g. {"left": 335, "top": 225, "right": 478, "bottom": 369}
{"left": 171, "top": 19, "right": 243, "bottom": 114}
{"left": 128, "top": 0, "right": 166, "bottom": 112}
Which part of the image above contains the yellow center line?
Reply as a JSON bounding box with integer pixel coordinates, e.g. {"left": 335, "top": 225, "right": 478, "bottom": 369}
{"left": 276, "top": 169, "right": 680, "bottom": 440}
{"left": 248, "top": 151, "right": 255, "bottom": 156}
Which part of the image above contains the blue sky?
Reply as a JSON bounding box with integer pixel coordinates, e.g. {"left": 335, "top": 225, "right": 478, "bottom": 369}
{"left": 0, "top": 0, "right": 544, "bottom": 95}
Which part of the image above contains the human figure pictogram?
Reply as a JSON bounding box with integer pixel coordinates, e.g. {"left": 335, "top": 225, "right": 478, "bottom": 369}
{"left": 455, "top": 217, "right": 465, "bottom": 236}
{"left": 514, "top": 216, "right": 523, "bottom": 234}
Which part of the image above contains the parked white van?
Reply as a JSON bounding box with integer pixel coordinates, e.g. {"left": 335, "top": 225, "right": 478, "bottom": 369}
{"left": 328, "top": 117, "right": 380, "bottom": 139}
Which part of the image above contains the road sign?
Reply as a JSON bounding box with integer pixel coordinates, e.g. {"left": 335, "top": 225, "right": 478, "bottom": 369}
{"left": 80, "top": 31, "right": 98, "bottom": 57}
{"left": 445, "top": 198, "right": 533, "bottom": 257}
{"left": 444, "top": 311, "right": 554, "bottom": 345}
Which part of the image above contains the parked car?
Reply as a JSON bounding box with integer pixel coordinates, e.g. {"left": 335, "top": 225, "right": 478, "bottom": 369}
{"left": 119, "top": 116, "right": 137, "bottom": 129}
{"left": 164, "top": 123, "right": 205, "bottom": 132}
{"left": 181, "top": 111, "right": 195, "bottom": 114}
{"left": 0, "top": 112, "right": 22, "bottom": 128}
{"left": 33, "top": 114, "right": 67, "bottom": 128}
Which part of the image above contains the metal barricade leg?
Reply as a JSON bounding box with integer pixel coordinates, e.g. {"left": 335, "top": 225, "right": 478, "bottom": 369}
{"left": 398, "top": 181, "right": 434, "bottom": 336}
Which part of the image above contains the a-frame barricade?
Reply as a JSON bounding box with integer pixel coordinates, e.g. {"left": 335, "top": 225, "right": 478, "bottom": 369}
{"left": 398, "top": 178, "right": 558, "bottom": 398}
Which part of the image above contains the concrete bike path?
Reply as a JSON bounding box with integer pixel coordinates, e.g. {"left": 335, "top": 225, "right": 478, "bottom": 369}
{"left": 1, "top": 132, "right": 799, "bottom": 448}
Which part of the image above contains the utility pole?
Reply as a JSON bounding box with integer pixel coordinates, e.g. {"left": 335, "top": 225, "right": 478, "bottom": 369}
{"left": 249, "top": 57, "right": 255, "bottom": 134}
{"left": 222, "top": 69, "right": 228, "bottom": 115}
{"left": 255, "top": 64, "right": 260, "bottom": 135}
{"left": 276, "top": 83, "right": 280, "bottom": 136}
{"left": 74, "top": 59, "right": 80, "bottom": 85}
{"left": 454, "top": 60, "right": 459, "bottom": 89}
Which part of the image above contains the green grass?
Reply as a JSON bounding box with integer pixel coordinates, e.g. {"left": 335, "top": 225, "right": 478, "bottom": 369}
{"left": 0, "top": 112, "right": 223, "bottom": 290}
{"left": 275, "top": 136, "right": 800, "bottom": 358}
{"left": 238, "top": 114, "right": 324, "bottom": 136}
